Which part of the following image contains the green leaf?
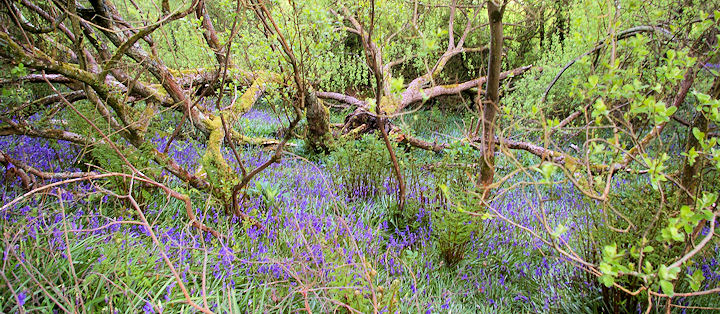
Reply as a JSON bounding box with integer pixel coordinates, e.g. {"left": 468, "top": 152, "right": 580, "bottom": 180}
{"left": 659, "top": 264, "right": 680, "bottom": 281}
{"left": 699, "top": 192, "right": 718, "bottom": 209}
{"left": 600, "top": 274, "right": 615, "bottom": 287}
{"left": 701, "top": 209, "right": 714, "bottom": 220}
{"left": 438, "top": 183, "right": 448, "bottom": 197}
{"left": 683, "top": 223, "right": 693, "bottom": 234}
{"left": 665, "top": 105, "right": 677, "bottom": 116}
{"left": 670, "top": 226, "right": 685, "bottom": 242}
{"left": 660, "top": 280, "right": 674, "bottom": 296}
{"left": 695, "top": 92, "right": 712, "bottom": 104}
{"left": 693, "top": 127, "right": 705, "bottom": 141}
{"left": 688, "top": 270, "right": 705, "bottom": 292}
{"left": 599, "top": 262, "right": 613, "bottom": 274}
{"left": 666, "top": 49, "right": 676, "bottom": 60}
{"left": 537, "top": 163, "right": 557, "bottom": 182}
{"left": 603, "top": 243, "right": 618, "bottom": 260}
{"left": 594, "top": 98, "right": 607, "bottom": 113}
{"left": 643, "top": 261, "right": 654, "bottom": 274}
{"left": 390, "top": 77, "right": 404, "bottom": 94}
{"left": 684, "top": 147, "right": 699, "bottom": 165}
{"left": 680, "top": 205, "right": 693, "bottom": 219}
{"left": 551, "top": 224, "right": 568, "bottom": 239}
{"left": 588, "top": 75, "right": 599, "bottom": 86}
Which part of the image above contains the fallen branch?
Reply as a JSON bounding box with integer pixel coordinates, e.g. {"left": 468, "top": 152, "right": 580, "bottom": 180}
{"left": 0, "top": 150, "right": 97, "bottom": 182}
{"left": 0, "top": 74, "right": 74, "bottom": 85}
{"left": 414, "top": 65, "right": 535, "bottom": 104}
{"left": 3, "top": 90, "right": 86, "bottom": 116}
{"left": 316, "top": 91, "right": 367, "bottom": 108}
{"left": 395, "top": 131, "right": 449, "bottom": 152}
{"left": 0, "top": 123, "right": 93, "bottom": 145}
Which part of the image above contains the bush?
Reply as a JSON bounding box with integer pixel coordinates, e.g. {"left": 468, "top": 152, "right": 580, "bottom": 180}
{"left": 327, "top": 134, "right": 408, "bottom": 201}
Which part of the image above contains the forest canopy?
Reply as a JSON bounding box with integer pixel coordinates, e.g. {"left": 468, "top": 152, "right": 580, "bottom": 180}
{"left": 1, "top": 0, "right": 719, "bottom": 312}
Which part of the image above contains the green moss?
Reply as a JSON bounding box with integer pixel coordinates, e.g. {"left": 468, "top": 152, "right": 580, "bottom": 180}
{"left": 196, "top": 74, "right": 274, "bottom": 195}
{"left": 380, "top": 95, "right": 401, "bottom": 114}
{"left": 234, "top": 76, "right": 266, "bottom": 117}
{"left": 201, "top": 115, "right": 232, "bottom": 179}
{"left": 231, "top": 130, "right": 279, "bottom": 145}
{"left": 148, "top": 84, "right": 169, "bottom": 97}
{"left": 306, "top": 92, "right": 333, "bottom": 152}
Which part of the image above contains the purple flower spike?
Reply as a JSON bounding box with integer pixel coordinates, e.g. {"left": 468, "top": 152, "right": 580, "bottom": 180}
{"left": 143, "top": 301, "right": 155, "bottom": 313}
{"left": 17, "top": 291, "right": 27, "bottom": 307}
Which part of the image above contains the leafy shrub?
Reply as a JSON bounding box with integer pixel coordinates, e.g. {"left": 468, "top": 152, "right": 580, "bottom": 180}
{"left": 326, "top": 256, "right": 402, "bottom": 313}
{"left": 327, "top": 134, "right": 407, "bottom": 201}
{"left": 385, "top": 197, "right": 431, "bottom": 236}
{"left": 579, "top": 179, "right": 667, "bottom": 312}
{"left": 434, "top": 209, "right": 482, "bottom": 267}
{"left": 432, "top": 184, "right": 486, "bottom": 267}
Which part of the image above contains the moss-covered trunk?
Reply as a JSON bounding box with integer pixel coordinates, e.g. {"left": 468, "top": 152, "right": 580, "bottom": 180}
{"left": 305, "top": 91, "right": 333, "bottom": 153}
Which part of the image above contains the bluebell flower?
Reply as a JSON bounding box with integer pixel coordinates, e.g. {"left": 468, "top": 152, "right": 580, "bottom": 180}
{"left": 17, "top": 291, "right": 27, "bottom": 307}
{"left": 442, "top": 297, "right": 450, "bottom": 309}
{"left": 514, "top": 294, "right": 529, "bottom": 302}
{"left": 219, "top": 245, "right": 235, "bottom": 266}
{"left": 142, "top": 301, "right": 154, "bottom": 313}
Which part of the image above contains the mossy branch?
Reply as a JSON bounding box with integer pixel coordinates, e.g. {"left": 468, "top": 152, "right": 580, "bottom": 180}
{"left": 198, "top": 74, "right": 271, "bottom": 189}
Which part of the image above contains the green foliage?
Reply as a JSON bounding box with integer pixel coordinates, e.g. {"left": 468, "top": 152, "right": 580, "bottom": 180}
{"left": 247, "top": 179, "right": 281, "bottom": 211}
{"left": 432, "top": 184, "right": 486, "bottom": 267}
{"left": 91, "top": 141, "right": 157, "bottom": 175}
{"left": 583, "top": 174, "right": 716, "bottom": 308}
{"left": 385, "top": 197, "right": 430, "bottom": 236}
{"left": 691, "top": 90, "right": 720, "bottom": 170}
{"left": 573, "top": 178, "right": 668, "bottom": 308}
{"left": 6, "top": 0, "right": 720, "bottom": 312}
{"left": 545, "top": 7, "right": 720, "bottom": 306}
{"left": 1, "top": 63, "right": 31, "bottom": 107}
{"left": 660, "top": 192, "right": 716, "bottom": 243}
{"left": 326, "top": 256, "right": 401, "bottom": 313}
{"left": 598, "top": 243, "right": 629, "bottom": 288}
{"left": 327, "top": 134, "right": 408, "bottom": 201}
{"left": 433, "top": 208, "right": 482, "bottom": 267}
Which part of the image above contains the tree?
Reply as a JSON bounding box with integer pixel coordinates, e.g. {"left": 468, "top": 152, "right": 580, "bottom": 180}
{"left": 0, "top": 0, "right": 308, "bottom": 232}
{"left": 476, "top": 0, "right": 506, "bottom": 198}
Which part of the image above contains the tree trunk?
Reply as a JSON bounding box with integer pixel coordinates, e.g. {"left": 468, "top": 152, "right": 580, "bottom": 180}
{"left": 305, "top": 91, "right": 333, "bottom": 153}
{"left": 477, "top": 1, "right": 504, "bottom": 197}
{"left": 683, "top": 77, "right": 719, "bottom": 245}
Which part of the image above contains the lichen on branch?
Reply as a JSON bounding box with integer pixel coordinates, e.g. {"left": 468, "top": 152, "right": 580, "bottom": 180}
{"left": 197, "top": 74, "right": 271, "bottom": 189}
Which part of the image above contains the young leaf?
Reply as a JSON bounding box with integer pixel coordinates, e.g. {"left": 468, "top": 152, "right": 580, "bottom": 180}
{"left": 659, "top": 280, "right": 674, "bottom": 296}
{"left": 688, "top": 270, "right": 705, "bottom": 292}
{"left": 551, "top": 224, "right": 568, "bottom": 239}
{"left": 692, "top": 127, "right": 705, "bottom": 141}
{"left": 600, "top": 274, "right": 615, "bottom": 288}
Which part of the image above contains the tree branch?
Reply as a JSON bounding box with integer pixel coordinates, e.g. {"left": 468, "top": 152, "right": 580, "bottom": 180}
{"left": 316, "top": 91, "right": 367, "bottom": 107}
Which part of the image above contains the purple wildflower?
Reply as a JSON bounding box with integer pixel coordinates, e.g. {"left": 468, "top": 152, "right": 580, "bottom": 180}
{"left": 143, "top": 301, "right": 155, "bottom": 313}
{"left": 17, "top": 291, "right": 27, "bottom": 307}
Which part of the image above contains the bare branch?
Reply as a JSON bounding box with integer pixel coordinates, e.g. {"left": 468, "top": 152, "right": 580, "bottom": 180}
{"left": 316, "top": 91, "right": 367, "bottom": 107}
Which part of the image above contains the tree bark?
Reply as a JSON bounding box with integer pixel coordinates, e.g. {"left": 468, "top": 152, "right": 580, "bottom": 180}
{"left": 477, "top": 1, "right": 505, "bottom": 197}
{"left": 683, "top": 77, "right": 719, "bottom": 247}
{"left": 305, "top": 91, "right": 333, "bottom": 153}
